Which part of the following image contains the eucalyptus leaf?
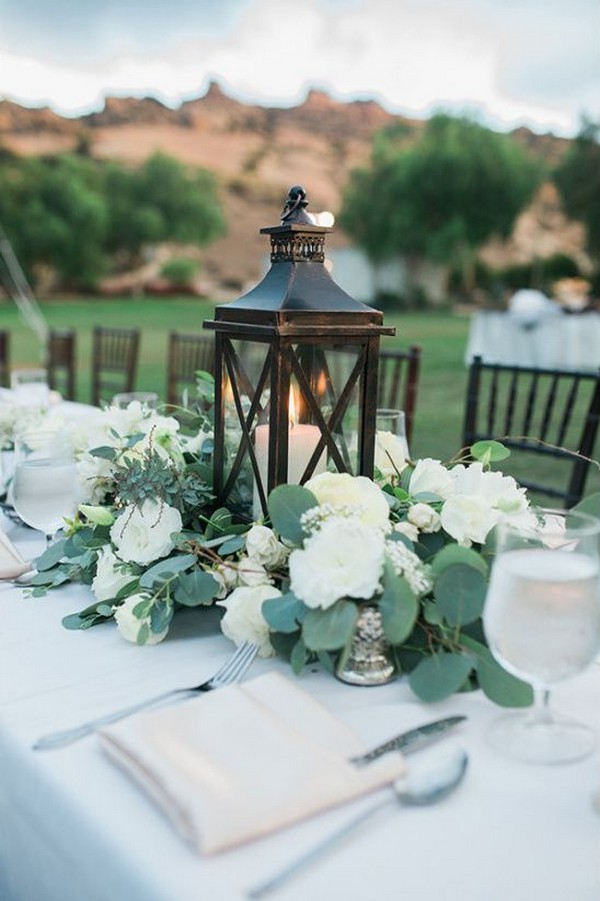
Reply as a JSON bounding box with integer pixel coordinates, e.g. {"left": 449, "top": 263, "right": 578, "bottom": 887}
{"left": 218, "top": 535, "right": 245, "bottom": 556}
{"left": 89, "top": 445, "right": 117, "bottom": 461}
{"left": 431, "top": 543, "right": 488, "bottom": 577}
{"left": 267, "top": 484, "right": 318, "bottom": 545}
{"left": 461, "top": 636, "right": 533, "bottom": 707}
{"left": 414, "top": 531, "right": 446, "bottom": 559}
{"left": 470, "top": 440, "right": 511, "bottom": 463}
{"left": 136, "top": 623, "right": 150, "bottom": 645}
{"left": 434, "top": 564, "right": 487, "bottom": 626}
{"left": 378, "top": 566, "right": 418, "bottom": 644}
{"left": 173, "top": 570, "right": 219, "bottom": 606}
{"left": 408, "top": 652, "right": 474, "bottom": 702}
{"left": 35, "top": 539, "right": 67, "bottom": 571}
{"left": 150, "top": 599, "right": 173, "bottom": 634}
{"left": 290, "top": 638, "right": 308, "bottom": 675}
{"left": 302, "top": 600, "right": 359, "bottom": 651}
{"left": 138, "top": 553, "right": 196, "bottom": 589}
{"left": 262, "top": 592, "right": 307, "bottom": 633}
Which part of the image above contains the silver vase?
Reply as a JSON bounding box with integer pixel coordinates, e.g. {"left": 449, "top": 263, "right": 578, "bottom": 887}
{"left": 335, "top": 602, "right": 397, "bottom": 686}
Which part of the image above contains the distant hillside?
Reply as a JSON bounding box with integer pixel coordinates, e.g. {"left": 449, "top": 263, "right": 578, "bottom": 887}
{"left": 0, "top": 81, "right": 588, "bottom": 295}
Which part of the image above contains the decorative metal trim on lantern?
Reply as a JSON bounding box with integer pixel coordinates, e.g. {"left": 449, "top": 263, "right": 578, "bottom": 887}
{"left": 204, "top": 186, "right": 395, "bottom": 520}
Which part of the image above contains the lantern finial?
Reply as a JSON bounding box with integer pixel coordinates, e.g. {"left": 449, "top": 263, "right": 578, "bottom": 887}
{"left": 280, "top": 185, "right": 313, "bottom": 225}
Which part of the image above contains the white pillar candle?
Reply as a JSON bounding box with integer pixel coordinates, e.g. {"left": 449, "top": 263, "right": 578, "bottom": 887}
{"left": 253, "top": 422, "right": 326, "bottom": 519}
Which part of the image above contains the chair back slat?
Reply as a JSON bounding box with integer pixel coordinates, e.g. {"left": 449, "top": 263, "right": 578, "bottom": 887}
{"left": 47, "top": 329, "right": 76, "bottom": 400}
{"left": 91, "top": 327, "right": 140, "bottom": 406}
{"left": 166, "top": 332, "right": 215, "bottom": 406}
{"left": 377, "top": 345, "right": 422, "bottom": 445}
{"left": 462, "top": 356, "right": 600, "bottom": 508}
{"left": 0, "top": 330, "right": 9, "bottom": 388}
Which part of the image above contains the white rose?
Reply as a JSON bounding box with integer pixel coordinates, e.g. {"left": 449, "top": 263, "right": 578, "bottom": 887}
{"left": 440, "top": 494, "right": 500, "bottom": 547}
{"left": 451, "top": 463, "right": 530, "bottom": 516}
{"left": 236, "top": 556, "right": 273, "bottom": 587}
{"left": 289, "top": 517, "right": 385, "bottom": 609}
{"left": 245, "top": 525, "right": 288, "bottom": 568}
{"left": 110, "top": 500, "right": 182, "bottom": 565}
{"left": 113, "top": 593, "right": 168, "bottom": 645}
{"left": 218, "top": 584, "right": 282, "bottom": 657}
{"left": 374, "top": 431, "right": 409, "bottom": 481}
{"left": 209, "top": 561, "right": 239, "bottom": 599}
{"left": 409, "top": 458, "right": 455, "bottom": 500}
{"left": 77, "top": 452, "right": 116, "bottom": 504}
{"left": 394, "top": 521, "right": 419, "bottom": 542}
{"left": 92, "top": 547, "right": 134, "bottom": 601}
{"left": 304, "top": 472, "right": 390, "bottom": 530}
{"left": 407, "top": 502, "right": 441, "bottom": 533}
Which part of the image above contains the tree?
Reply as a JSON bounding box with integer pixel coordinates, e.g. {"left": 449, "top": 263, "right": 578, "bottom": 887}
{"left": 554, "top": 118, "right": 600, "bottom": 264}
{"left": 339, "top": 114, "right": 541, "bottom": 295}
{"left": 0, "top": 152, "right": 226, "bottom": 290}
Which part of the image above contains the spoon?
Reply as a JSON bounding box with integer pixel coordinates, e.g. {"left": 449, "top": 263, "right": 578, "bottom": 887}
{"left": 248, "top": 748, "right": 468, "bottom": 898}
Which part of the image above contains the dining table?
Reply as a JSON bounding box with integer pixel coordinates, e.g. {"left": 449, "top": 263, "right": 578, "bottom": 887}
{"left": 1, "top": 516, "right": 599, "bottom": 901}
{"left": 465, "top": 310, "right": 600, "bottom": 371}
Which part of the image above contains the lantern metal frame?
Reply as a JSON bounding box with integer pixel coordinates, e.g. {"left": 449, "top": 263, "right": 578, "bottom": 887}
{"left": 204, "top": 186, "right": 395, "bottom": 519}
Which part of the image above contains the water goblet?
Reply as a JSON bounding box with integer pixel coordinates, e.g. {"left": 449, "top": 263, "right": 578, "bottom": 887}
{"left": 12, "top": 431, "right": 80, "bottom": 548}
{"left": 111, "top": 392, "right": 159, "bottom": 410}
{"left": 11, "top": 368, "right": 50, "bottom": 407}
{"left": 483, "top": 509, "right": 600, "bottom": 763}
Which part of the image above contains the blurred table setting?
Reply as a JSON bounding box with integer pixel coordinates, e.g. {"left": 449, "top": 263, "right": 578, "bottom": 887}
{"left": 465, "top": 289, "right": 600, "bottom": 370}
{"left": 1, "top": 512, "right": 599, "bottom": 901}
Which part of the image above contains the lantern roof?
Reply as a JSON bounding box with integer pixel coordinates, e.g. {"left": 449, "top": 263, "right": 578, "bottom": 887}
{"left": 206, "top": 186, "right": 394, "bottom": 336}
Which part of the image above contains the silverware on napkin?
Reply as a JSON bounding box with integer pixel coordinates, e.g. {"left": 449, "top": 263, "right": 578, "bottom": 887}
{"left": 350, "top": 715, "right": 467, "bottom": 765}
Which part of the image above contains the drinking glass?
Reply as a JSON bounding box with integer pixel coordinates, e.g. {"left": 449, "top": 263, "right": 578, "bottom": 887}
{"left": 12, "top": 431, "right": 80, "bottom": 547}
{"left": 11, "top": 368, "right": 50, "bottom": 406}
{"left": 483, "top": 509, "right": 600, "bottom": 763}
{"left": 375, "top": 408, "right": 410, "bottom": 460}
{"left": 112, "top": 392, "right": 159, "bottom": 410}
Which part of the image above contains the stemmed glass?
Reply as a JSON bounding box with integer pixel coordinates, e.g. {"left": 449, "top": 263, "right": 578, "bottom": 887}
{"left": 483, "top": 509, "right": 600, "bottom": 763}
{"left": 12, "top": 431, "right": 80, "bottom": 548}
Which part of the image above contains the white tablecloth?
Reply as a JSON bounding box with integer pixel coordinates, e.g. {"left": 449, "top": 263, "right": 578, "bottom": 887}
{"left": 465, "top": 312, "right": 600, "bottom": 371}
{"left": 1, "top": 520, "right": 599, "bottom": 901}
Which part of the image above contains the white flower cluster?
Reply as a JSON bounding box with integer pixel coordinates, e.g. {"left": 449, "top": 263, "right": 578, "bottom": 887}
{"left": 75, "top": 401, "right": 207, "bottom": 504}
{"left": 407, "top": 458, "right": 534, "bottom": 547}
{"left": 384, "top": 539, "right": 432, "bottom": 596}
{"left": 0, "top": 400, "right": 50, "bottom": 450}
{"left": 304, "top": 471, "right": 391, "bottom": 529}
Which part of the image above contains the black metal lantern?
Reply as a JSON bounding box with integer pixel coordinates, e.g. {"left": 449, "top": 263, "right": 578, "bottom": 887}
{"left": 204, "top": 185, "right": 395, "bottom": 520}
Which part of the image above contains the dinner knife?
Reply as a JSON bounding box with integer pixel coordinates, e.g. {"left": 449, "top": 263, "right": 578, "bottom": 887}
{"left": 350, "top": 715, "right": 467, "bottom": 766}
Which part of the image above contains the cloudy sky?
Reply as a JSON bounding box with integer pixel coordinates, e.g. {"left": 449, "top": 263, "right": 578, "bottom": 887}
{"left": 0, "top": 0, "right": 598, "bottom": 135}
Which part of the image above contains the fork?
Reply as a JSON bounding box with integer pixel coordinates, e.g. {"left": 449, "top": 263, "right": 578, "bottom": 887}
{"left": 32, "top": 641, "right": 259, "bottom": 751}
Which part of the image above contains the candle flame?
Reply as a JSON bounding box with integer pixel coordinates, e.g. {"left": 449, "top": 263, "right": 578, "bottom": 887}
{"left": 289, "top": 385, "right": 298, "bottom": 425}
{"left": 316, "top": 370, "right": 327, "bottom": 397}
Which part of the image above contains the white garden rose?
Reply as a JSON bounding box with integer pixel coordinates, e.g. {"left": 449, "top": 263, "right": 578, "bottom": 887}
{"left": 113, "top": 593, "right": 168, "bottom": 645}
{"left": 245, "top": 525, "right": 288, "bottom": 568}
{"left": 304, "top": 472, "right": 390, "bottom": 530}
{"left": 407, "top": 502, "right": 441, "bottom": 533}
{"left": 110, "top": 500, "right": 182, "bottom": 565}
{"left": 77, "top": 451, "right": 116, "bottom": 504}
{"left": 209, "top": 560, "right": 239, "bottom": 599}
{"left": 289, "top": 517, "right": 385, "bottom": 609}
{"left": 236, "top": 556, "right": 273, "bottom": 587}
{"left": 440, "top": 494, "right": 500, "bottom": 547}
{"left": 409, "top": 458, "right": 455, "bottom": 500}
{"left": 374, "top": 431, "right": 409, "bottom": 481}
{"left": 91, "top": 547, "right": 134, "bottom": 601}
{"left": 394, "top": 521, "right": 419, "bottom": 542}
{"left": 219, "top": 584, "right": 282, "bottom": 657}
{"left": 450, "top": 463, "right": 530, "bottom": 516}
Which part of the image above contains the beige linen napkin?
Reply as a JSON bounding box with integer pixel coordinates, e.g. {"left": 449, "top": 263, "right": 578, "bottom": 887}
{"left": 99, "top": 671, "right": 406, "bottom": 855}
{"left": 0, "top": 526, "right": 30, "bottom": 579}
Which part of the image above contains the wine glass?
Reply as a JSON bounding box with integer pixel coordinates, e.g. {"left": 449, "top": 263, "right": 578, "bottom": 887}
{"left": 483, "top": 509, "right": 600, "bottom": 764}
{"left": 12, "top": 431, "right": 80, "bottom": 548}
{"left": 111, "top": 392, "right": 159, "bottom": 410}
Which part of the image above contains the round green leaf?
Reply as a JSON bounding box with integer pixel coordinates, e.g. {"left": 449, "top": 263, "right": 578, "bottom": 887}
{"left": 434, "top": 563, "right": 487, "bottom": 626}
{"left": 302, "top": 601, "right": 359, "bottom": 651}
{"left": 267, "top": 484, "right": 318, "bottom": 545}
{"left": 470, "top": 440, "right": 511, "bottom": 463}
{"left": 379, "top": 565, "right": 418, "bottom": 644}
{"left": 431, "top": 543, "right": 488, "bottom": 578}
{"left": 408, "top": 652, "right": 473, "bottom": 702}
{"left": 262, "top": 592, "right": 307, "bottom": 633}
{"left": 462, "top": 636, "right": 533, "bottom": 707}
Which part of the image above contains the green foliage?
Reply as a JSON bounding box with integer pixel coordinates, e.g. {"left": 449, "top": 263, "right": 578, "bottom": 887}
{"left": 0, "top": 151, "right": 225, "bottom": 290}
{"left": 340, "top": 113, "right": 541, "bottom": 290}
{"left": 554, "top": 118, "right": 600, "bottom": 261}
{"left": 160, "top": 257, "right": 200, "bottom": 286}
{"left": 267, "top": 484, "right": 318, "bottom": 544}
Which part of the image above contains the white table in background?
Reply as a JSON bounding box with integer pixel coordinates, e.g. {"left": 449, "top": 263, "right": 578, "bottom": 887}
{"left": 1, "top": 519, "right": 599, "bottom": 901}
{"left": 465, "top": 311, "right": 600, "bottom": 370}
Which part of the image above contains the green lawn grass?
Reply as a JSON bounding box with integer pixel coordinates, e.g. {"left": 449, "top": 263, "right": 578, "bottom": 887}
{"left": 1, "top": 296, "right": 598, "bottom": 498}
